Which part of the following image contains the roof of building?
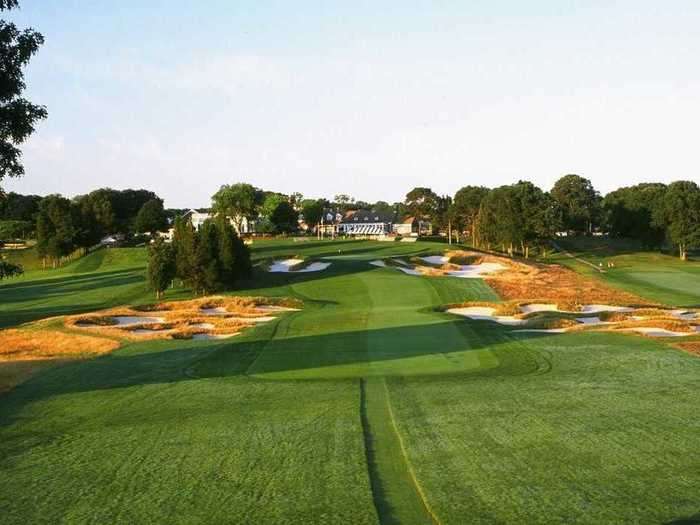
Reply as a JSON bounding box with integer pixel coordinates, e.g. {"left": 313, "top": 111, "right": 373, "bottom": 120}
{"left": 340, "top": 210, "right": 395, "bottom": 224}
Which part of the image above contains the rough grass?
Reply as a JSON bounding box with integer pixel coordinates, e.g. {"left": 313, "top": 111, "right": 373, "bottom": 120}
{"left": 0, "top": 329, "right": 120, "bottom": 392}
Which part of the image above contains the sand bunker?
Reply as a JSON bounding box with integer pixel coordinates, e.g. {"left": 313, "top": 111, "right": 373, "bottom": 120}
{"left": 512, "top": 329, "right": 568, "bottom": 334}
{"left": 255, "top": 305, "right": 300, "bottom": 312}
{"left": 68, "top": 296, "right": 300, "bottom": 342}
{"left": 580, "top": 304, "right": 634, "bottom": 314}
{"left": 622, "top": 327, "right": 695, "bottom": 338}
{"left": 192, "top": 333, "right": 238, "bottom": 340}
{"left": 269, "top": 259, "right": 331, "bottom": 273}
{"left": 447, "top": 307, "right": 526, "bottom": 326}
{"left": 448, "top": 302, "right": 700, "bottom": 339}
{"left": 372, "top": 256, "right": 505, "bottom": 279}
{"left": 113, "top": 316, "right": 165, "bottom": 326}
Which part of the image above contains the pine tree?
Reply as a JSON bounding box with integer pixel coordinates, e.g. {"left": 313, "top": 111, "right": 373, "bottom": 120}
{"left": 217, "top": 216, "right": 236, "bottom": 286}
{"left": 195, "top": 220, "right": 220, "bottom": 293}
{"left": 147, "top": 237, "right": 175, "bottom": 299}
{"left": 172, "top": 216, "right": 196, "bottom": 285}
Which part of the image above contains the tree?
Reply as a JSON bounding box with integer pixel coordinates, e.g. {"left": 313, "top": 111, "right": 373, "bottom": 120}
{"left": 0, "top": 219, "right": 31, "bottom": 239}
{"left": 510, "top": 181, "right": 562, "bottom": 257}
{"left": 602, "top": 183, "right": 667, "bottom": 248}
{"left": 212, "top": 183, "right": 258, "bottom": 233}
{"left": 371, "top": 201, "right": 393, "bottom": 215}
{"left": 216, "top": 216, "right": 237, "bottom": 285}
{"left": 0, "top": 1, "right": 47, "bottom": 189}
{"left": 35, "top": 195, "right": 75, "bottom": 267}
{"left": 476, "top": 186, "right": 521, "bottom": 255}
{"left": 172, "top": 215, "right": 197, "bottom": 285}
{"left": 333, "top": 194, "right": 355, "bottom": 213}
{"left": 134, "top": 199, "right": 167, "bottom": 236}
{"left": 0, "top": 255, "right": 22, "bottom": 279}
{"left": 147, "top": 237, "right": 175, "bottom": 299}
{"left": 195, "top": 220, "right": 221, "bottom": 293}
{"left": 301, "top": 199, "right": 324, "bottom": 232}
{"left": 405, "top": 187, "right": 439, "bottom": 222}
{"left": 0, "top": 191, "right": 41, "bottom": 222}
{"left": 70, "top": 200, "right": 102, "bottom": 253}
{"left": 551, "top": 174, "right": 600, "bottom": 234}
{"left": 658, "top": 181, "right": 700, "bottom": 260}
{"left": 451, "top": 186, "right": 489, "bottom": 242}
{"left": 269, "top": 201, "right": 298, "bottom": 234}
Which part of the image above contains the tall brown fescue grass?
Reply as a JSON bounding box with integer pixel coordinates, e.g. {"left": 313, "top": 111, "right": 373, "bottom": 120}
{"left": 0, "top": 329, "right": 121, "bottom": 393}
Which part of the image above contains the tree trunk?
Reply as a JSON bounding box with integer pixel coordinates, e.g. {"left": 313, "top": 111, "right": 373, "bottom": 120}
{"left": 680, "top": 244, "right": 687, "bottom": 261}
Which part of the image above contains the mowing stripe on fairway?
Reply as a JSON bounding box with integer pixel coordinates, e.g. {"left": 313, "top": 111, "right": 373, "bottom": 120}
{"left": 360, "top": 377, "right": 438, "bottom": 525}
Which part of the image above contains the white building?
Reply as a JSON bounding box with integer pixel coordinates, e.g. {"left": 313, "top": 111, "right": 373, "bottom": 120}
{"left": 181, "top": 209, "right": 256, "bottom": 234}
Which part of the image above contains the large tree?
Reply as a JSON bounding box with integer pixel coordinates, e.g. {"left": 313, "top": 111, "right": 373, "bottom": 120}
{"left": 603, "top": 183, "right": 667, "bottom": 248}
{"left": 0, "top": 1, "right": 46, "bottom": 189}
{"left": 511, "top": 181, "right": 562, "bottom": 257}
{"left": 476, "top": 185, "right": 522, "bottom": 254}
{"left": 300, "top": 199, "right": 324, "bottom": 232}
{"left": 658, "top": 181, "right": 700, "bottom": 260}
{"left": 134, "top": 198, "right": 167, "bottom": 236}
{"left": 405, "top": 187, "right": 439, "bottom": 221}
{"left": 212, "top": 183, "right": 258, "bottom": 233}
{"left": 551, "top": 174, "right": 600, "bottom": 234}
{"left": 451, "top": 186, "right": 489, "bottom": 242}
{"left": 36, "top": 194, "right": 75, "bottom": 267}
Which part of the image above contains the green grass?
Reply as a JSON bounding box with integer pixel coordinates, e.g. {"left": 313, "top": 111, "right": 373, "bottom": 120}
{"left": 1, "top": 239, "right": 700, "bottom": 524}
{"left": 554, "top": 237, "right": 700, "bottom": 306}
{"left": 0, "top": 247, "right": 191, "bottom": 328}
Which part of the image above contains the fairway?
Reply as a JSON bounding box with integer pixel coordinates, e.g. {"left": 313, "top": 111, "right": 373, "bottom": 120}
{"left": 1, "top": 240, "right": 700, "bottom": 524}
{"left": 555, "top": 240, "right": 700, "bottom": 307}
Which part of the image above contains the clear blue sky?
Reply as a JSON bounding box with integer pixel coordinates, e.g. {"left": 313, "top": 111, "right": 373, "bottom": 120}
{"left": 5, "top": 1, "right": 700, "bottom": 207}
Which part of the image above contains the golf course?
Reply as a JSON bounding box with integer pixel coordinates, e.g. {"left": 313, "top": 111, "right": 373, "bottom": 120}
{"left": 1, "top": 239, "right": 699, "bottom": 524}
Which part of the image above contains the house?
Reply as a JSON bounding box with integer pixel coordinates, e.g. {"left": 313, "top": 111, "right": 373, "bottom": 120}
{"left": 181, "top": 209, "right": 257, "bottom": 234}
{"left": 339, "top": 210, "right": 394, "bottom": 237}
{"left": 100, "top": 233, "right": 126, "bottom": 247}
{"left": 392, "top": 216, "right": 432, "bottom": 237}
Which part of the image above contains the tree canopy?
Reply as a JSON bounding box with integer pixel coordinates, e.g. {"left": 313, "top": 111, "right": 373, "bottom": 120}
{"left": 0, "top": 1, "right": 46, "bottom": 188}
{"left": 134, "top": 199, "right": 168, "bottom": 236}
{"left": 657, "top": 181, "right": 700, "bottom": 260}
{"left": 551, "top": 174, "right": 600, "bottom": 234}
{"left": 212, "top": 183, "right": 259, "bottom": 232}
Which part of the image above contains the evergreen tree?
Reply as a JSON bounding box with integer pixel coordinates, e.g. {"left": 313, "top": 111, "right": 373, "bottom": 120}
{"left": 172, "top": 216, "right": 197, "bottom": 286}
{"left": 195, "top": 220, "right": 220, "bottom": 293}
{"left": 217, "top": 216, "right": 236, "bottom": 286}
{"left": 147, "top": 237, "right": 175, "bottom": 299}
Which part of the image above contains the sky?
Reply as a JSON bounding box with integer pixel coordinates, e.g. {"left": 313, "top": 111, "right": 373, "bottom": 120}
{"left": 4, "top": 1, "right": 700, "bottom": 208}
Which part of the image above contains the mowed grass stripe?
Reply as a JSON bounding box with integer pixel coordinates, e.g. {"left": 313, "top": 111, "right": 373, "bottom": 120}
{"left": 361, "top": 377, "right": 435, "bottom": 525}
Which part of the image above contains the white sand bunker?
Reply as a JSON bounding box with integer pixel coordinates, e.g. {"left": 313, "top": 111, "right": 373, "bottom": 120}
{"left": 512, "top": 329, "right": 568, "bottom": 334}
{"left": 369, "top": 260, "right": 387, "bottom": 268}
{"left": 671, "top": 310, "right": 698, "bottom": 321}
{"left": 255, "top": 305, "right": 300, "bottom": 312}
{"left": 200, "top": 307, "right": 228, "bottom": 315}
{"left": 190, "top": 322, "right": 215, "bottom": 329}
{"left": 520, "top": 303, "right": 560, "bottom": 314}
{"left": 113, "top": 316, "right": 165, "bottom": 326}
{"left": 580, "top": 304, "right": 633, "bottom": 314}
{"left": 192, "top": 333, "right": 239, "bottom": 340}
{"left": 622, "top": 327, "right": 694, "bottom": 338}
{"left": 447, "top": 307, "right": 526, "bottom": 326}
{"left": 269, "top": 259, "right": 331, "bottom": 273}
{"left": 419, "top": 256, "right": 506, "bottom": 279}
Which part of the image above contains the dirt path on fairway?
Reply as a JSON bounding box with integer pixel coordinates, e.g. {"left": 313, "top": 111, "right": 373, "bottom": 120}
{"left": 360, "top": 377, "right": 439, "bottom": 525}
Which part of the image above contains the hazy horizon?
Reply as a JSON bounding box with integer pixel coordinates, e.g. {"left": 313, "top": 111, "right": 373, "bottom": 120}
{"left": 4, "top": 1, "right": 700, "bottom": 207}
